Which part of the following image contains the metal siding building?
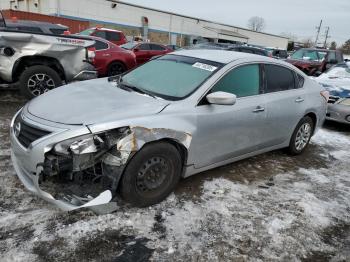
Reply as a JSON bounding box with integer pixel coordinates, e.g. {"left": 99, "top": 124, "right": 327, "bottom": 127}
{"left": 0, "top": 0, "right": 289, "bottom": 48}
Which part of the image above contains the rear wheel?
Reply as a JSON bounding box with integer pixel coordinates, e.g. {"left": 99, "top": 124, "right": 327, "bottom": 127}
{"left": 19, "top": 65, "right": 62, "bottom": 99}
{"left": 119, "top": 142, "right": 182, "bottom": 207}
{"left": 107, "top": 62, "right": 126, "bottom": 77}
{"left": 288, "top": 116, "right": 314, "bottom": 155}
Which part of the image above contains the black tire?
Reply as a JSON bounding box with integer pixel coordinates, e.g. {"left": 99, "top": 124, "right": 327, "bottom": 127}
{"left": 19, "top": 65, "right": 62, "bottom": 99}
{"left": 119, "top": 142, "right": 182, "bottom": 207}
{"left": 107, "top": 61, "right": 126, "bottom": 77}
{"left": 288, "top": 116, "right": 314, "bottom": 155}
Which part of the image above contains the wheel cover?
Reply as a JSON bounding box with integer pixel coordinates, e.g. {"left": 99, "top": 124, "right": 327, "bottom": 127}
{"left": 136, "top": 156, "right": 170, "bottom": 197}
{"left": 27, "top": 74, "right": 56, "bottom": 96}
{"left": 108, "top": 64, "right": 124, "bottom": 76}
{"left": 295, "top": 123, "right": 311, "bottom": 151}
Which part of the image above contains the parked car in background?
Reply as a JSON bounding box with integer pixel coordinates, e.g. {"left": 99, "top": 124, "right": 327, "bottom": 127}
{"left": 190, "top": 43, "right": 272, "bottom": 57}
{"left": 0, "top": 12, "right": 96, "bottom": 98}
{"left": 5, "top": 19, "right": 68, "bottom": 34}
{"left": 285, "top": 48, "right": 343, "bottom": 76}
{"left": 10, "top": 50, "right": 327, "bottom": 212}
{"left": 89, "top": 36, "right": 136, "bottom": 77}
{"left": 78, "top": 27, "right": 127, "bottom": 46}
{"left": 166, "top": 44, "right": 181, "bottom": 51}
{"left": 230, "top": 45, "right": 272, "bottom": 57}
{"left": 313, "top": 62, "right": 350, "bottom": 124}
{"left": 121, "top": 42, "right": 171, "bottom": 65}
{"left": 265, "top": 47, "right": 288, "bottom": 59}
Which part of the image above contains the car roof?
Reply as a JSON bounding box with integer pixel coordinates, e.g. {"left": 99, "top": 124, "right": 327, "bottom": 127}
{"left": 172, "top": 49, "right": 273, "bottom": 64}
{"left": 91, "top": 27, "right": 122, "bottom": 33}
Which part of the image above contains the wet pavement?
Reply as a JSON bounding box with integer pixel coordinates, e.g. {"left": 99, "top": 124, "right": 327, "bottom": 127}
{"left": 0, "top": 91, "right": 349, "bottom": 261}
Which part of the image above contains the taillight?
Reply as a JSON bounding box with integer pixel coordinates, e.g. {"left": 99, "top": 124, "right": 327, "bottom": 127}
{"left": 87, "top": 46, "right": 96, "bottom": 63}
{"left": 320, "top": 90, "right": 330, "bottom": 102}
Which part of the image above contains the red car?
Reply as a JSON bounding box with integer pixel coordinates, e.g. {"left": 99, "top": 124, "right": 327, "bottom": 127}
{"left": 89, "top": 36, "right": 137, "bottom": 77}
{"left": 79, "top": 27, "right": 127, "bottom": 46}
{"left": 120, "top": 42, "right": 172, "bottom": 65}
{"left": 285, "top": 48, "right": 344, "bottom": 76}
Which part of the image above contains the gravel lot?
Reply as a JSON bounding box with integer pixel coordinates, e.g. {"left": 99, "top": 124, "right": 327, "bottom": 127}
{"left": 0, "top": 91, "right": 349, "bottom": 262}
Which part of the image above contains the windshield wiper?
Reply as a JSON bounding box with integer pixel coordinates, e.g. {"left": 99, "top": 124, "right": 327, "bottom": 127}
{"left": 120, "top": 81, "right": 157, "bottom": 99}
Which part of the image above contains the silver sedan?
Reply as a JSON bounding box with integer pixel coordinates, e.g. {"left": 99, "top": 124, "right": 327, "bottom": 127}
{"left": 10, "top": 50, "right": 327, "bottom": 212}
{"left": 314, "top": 63, "right": 350, "bottom": 125}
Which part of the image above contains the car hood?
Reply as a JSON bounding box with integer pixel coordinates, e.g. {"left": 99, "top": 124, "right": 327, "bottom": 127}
{"left": 315, "top": 76, "right": 350, "bottom": 98}
{"left": 27, "top": 78, "right": 170, "bottom": 125}
{"left": 285, "top": 58, "right": 321, "bottom": 67}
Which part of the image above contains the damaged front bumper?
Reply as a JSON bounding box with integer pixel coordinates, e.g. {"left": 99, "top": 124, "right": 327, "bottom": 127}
{"left": 10, "top": 109, "right": 192, "bottom": 213}
{"left": 11, "top": 153, "right": 115, "bottom": 212}
{"left": 9, "top": 112, "right": 128, "bottom": 213}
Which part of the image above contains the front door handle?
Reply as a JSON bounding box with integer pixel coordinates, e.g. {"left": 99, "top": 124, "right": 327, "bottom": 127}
{"left": 295, "top": 97, "right": 304, "bottom": 103}
{"left": 253, "top": 106, "right": 265, "bottom": 113}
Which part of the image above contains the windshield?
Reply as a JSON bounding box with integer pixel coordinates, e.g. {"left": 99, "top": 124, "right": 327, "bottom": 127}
{"left": 120, "top": 55, "right": 223, "bottom": 100}
{"left": 291, "top": 49, "right": 326, "bottom": 62}
{"left": 78, "top": 29, "right": 95, "bottom": 36}
{"left": 120, "top": 42, "right": 139, "bottom": 50}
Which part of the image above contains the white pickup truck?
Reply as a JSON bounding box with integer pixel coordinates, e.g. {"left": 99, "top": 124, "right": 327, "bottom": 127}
{"left": 0, "top": 11, "right": 97, "bottom": 98}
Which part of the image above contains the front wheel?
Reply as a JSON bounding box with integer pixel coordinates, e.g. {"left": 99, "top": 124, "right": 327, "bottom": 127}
{"left": 19, "top": 65, "right": 62, "bottom": 99}
{"left": 119, "top": 142, "right": 182, "bottom": 207}
{"left": 288, "top": 116, "right": 314, "bottom": 155}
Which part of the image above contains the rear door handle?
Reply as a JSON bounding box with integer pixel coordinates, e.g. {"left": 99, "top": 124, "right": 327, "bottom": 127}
{"left": 253, "top": 106, "right": 265, "bottom": 113}
{"left": 295, "top": 97, "right": 304, "bottom": 103}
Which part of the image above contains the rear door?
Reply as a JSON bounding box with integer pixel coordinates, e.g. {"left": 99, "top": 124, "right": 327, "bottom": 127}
{"left": 150, "top": 44, "right": 168, "bottom": 56}
{"left": 93, "top": 40, "right": 110, "bottom": 76}
{"left": 193, "top": 63, "right": 268, "bottom": 168}
{"left": 134, "top": 43, "right": 152, "bottom": 64}
{"left": 263, "top": 64, "right": 306, "bottom": 147}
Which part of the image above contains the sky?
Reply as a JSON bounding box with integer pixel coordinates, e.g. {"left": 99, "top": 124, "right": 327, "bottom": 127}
{"left": 124, "top": 0, "right": 349, "bottom": 45}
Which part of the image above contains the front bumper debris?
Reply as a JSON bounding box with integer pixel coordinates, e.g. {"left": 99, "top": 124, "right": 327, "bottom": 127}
{"left": 11, "top": 108, "right": 193, "bottom": 213}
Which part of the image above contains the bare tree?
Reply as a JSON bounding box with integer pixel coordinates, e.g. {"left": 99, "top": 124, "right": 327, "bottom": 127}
{"left": 247, "top": 16, "right": 265, "bottom": 32}
{"left": 330, "top": 41, "right": 337, "bottom": 50}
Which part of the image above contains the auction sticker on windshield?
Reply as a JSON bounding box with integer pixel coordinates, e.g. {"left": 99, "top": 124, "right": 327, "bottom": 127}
{"left": 192, "top": 62, "right": 217, "bottom": 72}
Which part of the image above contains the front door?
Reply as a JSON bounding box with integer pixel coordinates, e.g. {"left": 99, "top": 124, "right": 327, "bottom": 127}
{"left": 191, "top": 64, "right": 268, "bottom": 168}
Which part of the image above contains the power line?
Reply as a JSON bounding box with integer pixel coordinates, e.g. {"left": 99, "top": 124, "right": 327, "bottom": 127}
{"left": 314, "top": 20, "right": 322, "bottom": 47}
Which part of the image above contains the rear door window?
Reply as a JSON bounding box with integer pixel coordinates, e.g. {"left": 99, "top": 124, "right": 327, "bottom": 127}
{"left": 106, "top": 31, "right": 121, "bottom": 41}
{"left": 95, "top": 40, "right": 109, "bottom": 50}
{"left": 211, "top": 64, "right": 261, "bottom": 98}
{"left": 265, "top": 64, "right": 295, "bottom": 92}
{"left": 151, "top": 44, "right": 166, "bottom": 51}
{"left": 139, "top": 44, "right": 151, "bottom": 50}
{"left": 327, "top": 51, "right": 336, "bottom": 62}
{"left": 94, "top": 30, "right": 107, "bottom": 39}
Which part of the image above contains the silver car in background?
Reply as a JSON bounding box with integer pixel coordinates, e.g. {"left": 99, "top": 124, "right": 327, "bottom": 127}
{"left": 10, "top": 50, "right": 327, "bottom": 212}
{"left": 314, "top": 62, "right": 350, "bottom": 124}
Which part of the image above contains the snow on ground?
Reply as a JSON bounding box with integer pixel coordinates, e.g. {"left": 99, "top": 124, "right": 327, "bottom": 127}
{"left": 0, "top": 96, "right": 349, "bottom": 261}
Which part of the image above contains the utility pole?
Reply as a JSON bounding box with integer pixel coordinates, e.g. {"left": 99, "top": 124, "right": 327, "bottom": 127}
{"left": 314, "top": 20, "right": 322, "bottom": 47}
{"left": 323, "top": 27, "right": 330, "bottom": 48}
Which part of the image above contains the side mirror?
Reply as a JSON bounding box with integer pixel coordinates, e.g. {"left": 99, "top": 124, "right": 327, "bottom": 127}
{"left": 206, "top": 91, "right": 237, "bottom": 105}
{"left": 134, "top": 48, "right": 140, "bottom": 52}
